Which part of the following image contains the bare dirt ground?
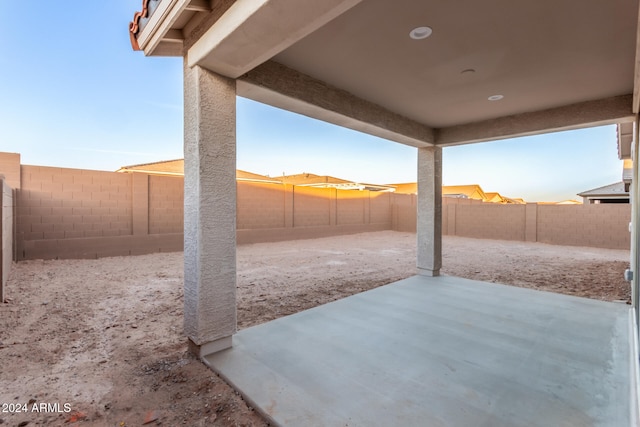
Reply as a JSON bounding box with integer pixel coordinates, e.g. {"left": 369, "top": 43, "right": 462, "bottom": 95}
{"left": 0, "top": 231, "right": 631, "bottom": 426}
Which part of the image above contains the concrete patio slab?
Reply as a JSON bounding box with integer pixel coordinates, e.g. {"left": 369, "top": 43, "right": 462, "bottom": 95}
{"left": 204, "top": 275, "right": 632, "bottom": 427}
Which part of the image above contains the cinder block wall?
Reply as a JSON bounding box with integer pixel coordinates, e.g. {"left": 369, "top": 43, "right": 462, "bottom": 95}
{"left": 453, "top": 203, "right": 527, "bottom": 241}
{"left": 236, "top": 183, "right": 393, "bottom": 244}
{"left": 391, "top": 193, "right": 416, "bottom": 232}
{"left": 16, "top": 166, "right": 182, "bottom": 260}
{"left": 390, "top": 196, "right": 630, "bottom": 249}
{"left": 336, "top": 189, "right": 366, "bottom": 225}
{"left": 293, "top": 186, "right": 331, "bottom": 227}
{"left": 18, "top": 165, "right": 132, "bottom": 242}
{"left": 446, "top": 200, "right": 629, "bottom": 249}
{"left": 237, "top": 181, "right": 286, "bottom": 229}
{"left": 8, "top": 156, "right": 632, "bottom": 259}
{"left": 1, "top": 178, "right": 14, "bottom": 301}
{"left": 13, "top": 164, "right": 396, "bottom": 258}
{"left": 370, "top": 192, "right": 392, "bottom": 224}
{"left": 0, "top": 153, "right": 21, "bottom": 190}
{"left": 149, "top": 175, "right": 184, "bottom": 234}
{"left": 537, "top": 204, "right": 630, "bottom": 249}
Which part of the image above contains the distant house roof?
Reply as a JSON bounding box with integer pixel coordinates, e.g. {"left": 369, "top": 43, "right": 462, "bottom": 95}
{"left": 484, "top": 192, "right": 506, "bottom": 203}
{"left": 391, "top": 183, "right": 526, "bottom": 203}
{"left": 276, "top": 173, "right": 396, "bottom": 192}
{"left": 556, "top": 200, "right": 583, "bottom": 205}
{"left": 116, "top": 159, "right": 281, "bottom": 183}
{"left": 277, "top": 173, "right": 351, "bottom": 186}
{"left": 116, "top": 159, "right": 185, "bottom": 175}
{"left": 483, "top": 193, "right": 523, "bottom": 204}
{"left": 236, "top": 170, "right": 282, "bottom": 183}
{"left": 390, "top": 183, "right": 417, "bottom": 195}
{"left": 394, "top": 183, "right": 480, "bottom": 197}
{"left": 537, "top": 199, "right": 583, "bottom": 205}
{"left": 577, "top": 182, "right": 628, "bottom": 198}
{"left": 443, "top": 185, "right": 488, "bottom": 201}
{"left": 506, "top": 198, "right": 526, "bottom": 204}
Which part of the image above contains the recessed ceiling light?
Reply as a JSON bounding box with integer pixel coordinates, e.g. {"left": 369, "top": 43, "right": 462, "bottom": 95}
{"left": 409, "top": 26, "right": 433, "bottom": 40}
{"left": 488, "top": 95, "right": 504, "bottom": 101}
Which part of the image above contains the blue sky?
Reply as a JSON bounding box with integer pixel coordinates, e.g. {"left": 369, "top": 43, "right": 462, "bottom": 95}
{"left": 0, "top": 2, "right": 623, "bottom": 202}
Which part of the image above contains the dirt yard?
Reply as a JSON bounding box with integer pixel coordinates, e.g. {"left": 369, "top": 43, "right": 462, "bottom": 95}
{"left": 0, "top": 231, "right": 631, "bottom": 426}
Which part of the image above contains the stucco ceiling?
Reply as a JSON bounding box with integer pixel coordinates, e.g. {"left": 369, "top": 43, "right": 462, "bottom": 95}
{"left": 272, "top": 0, "right": 638, "bottom": 128}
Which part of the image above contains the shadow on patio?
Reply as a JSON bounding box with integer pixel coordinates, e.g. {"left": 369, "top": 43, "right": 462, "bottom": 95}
{"left": 205, "top": 275, "right": 632, "bottom": 427}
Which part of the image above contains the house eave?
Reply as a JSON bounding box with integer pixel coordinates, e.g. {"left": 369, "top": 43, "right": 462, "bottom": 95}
{"left": 130, "top": 0, "right": 214, "bottom": 56}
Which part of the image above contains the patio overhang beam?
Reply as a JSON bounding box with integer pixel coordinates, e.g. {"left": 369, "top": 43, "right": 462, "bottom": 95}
{"left": 237, "top": 61, "right": 435, "bottom": 148}
{"left": 187, "top": 0, "right": 364, "bottom": 78}
{"left": 435, "top": 94, "right": 635, "bottom": 146}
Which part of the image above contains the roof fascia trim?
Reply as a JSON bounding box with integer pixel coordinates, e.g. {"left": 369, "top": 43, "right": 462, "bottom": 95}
{"left": 137, "top": 0, "right": 190, "bottom": 55}
{"left": 618, "top": 122, "right": 635, "bottom": 160}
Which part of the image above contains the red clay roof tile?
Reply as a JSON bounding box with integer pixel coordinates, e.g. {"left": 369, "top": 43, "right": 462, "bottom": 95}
{"left": 129, "top": 0, "right": 150, "bottom": 51}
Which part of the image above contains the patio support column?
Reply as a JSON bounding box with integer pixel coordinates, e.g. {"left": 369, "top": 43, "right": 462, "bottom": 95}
{"left": 416, "top": 146, "right": 442, "bottom": 277}
{"left": 183, "top": 60, "right": 237, "bottom": 358}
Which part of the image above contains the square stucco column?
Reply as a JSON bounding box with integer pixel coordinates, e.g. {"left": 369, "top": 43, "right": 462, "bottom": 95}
{"left": 417, "top": 146, "right": 442, "bottom": 277}
{"left": 183, "top": 61, "right": 237, "bottom": 358}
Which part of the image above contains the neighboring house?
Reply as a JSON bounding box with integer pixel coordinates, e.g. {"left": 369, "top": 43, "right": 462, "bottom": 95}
{"left": 389, "top": 182, "right": 418, "bottom": 195}
{"left": 577, "top": 182, "right": 629, "bottom": 204}
{"left": 623, "top": 158, "right": 633, "bottom": 191}
{"left": 116, "top": 159, "right": 185, "bottom": 176}
{"left": 549, "top": 200, "right": 583, "bottom": 205}
{"left": 119, "top": 160, "right": 530, "bottom": 201}
{"left": 484, "top": 192, "right": 506, "bottom": 203}
{"left": 537, "top": 200, "right": 582, "bottom": 205}
{"left": 557, "top": 200, "right": 582, "bottom": 204}
{"left": 116, "top": 159, "right": 281, "bottom": 184}
{"left": 391, "top": 183, "right": 524, "bottom": 203}
{"left": 484, "top": 192, "right": 525, "bottom": 204}
{"left": 443, "top": 184, "right": 488, "bottom": 201}
{"left": 117, "top": 162, "right": 395, "bottom": 190}
{"left": 276, "top": 173, "right": 396, "bottom": 192}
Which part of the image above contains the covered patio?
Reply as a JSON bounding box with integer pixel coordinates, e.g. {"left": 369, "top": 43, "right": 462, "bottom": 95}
{"left": 130, "top": 0, "right": 640, "bottom": 425}
{"left": 206, "top": 275, "right": 632, "bottom": 426}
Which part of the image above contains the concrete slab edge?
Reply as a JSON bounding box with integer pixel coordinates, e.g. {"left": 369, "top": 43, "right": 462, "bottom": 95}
{"left": 630, "top": 308, "right": 640, "bottom": 427}
{"left": 200, "top": 350, "right": 282, "bottom": 427}
{"left": 189, "top": 336, "right": 233, "bottom": 358}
